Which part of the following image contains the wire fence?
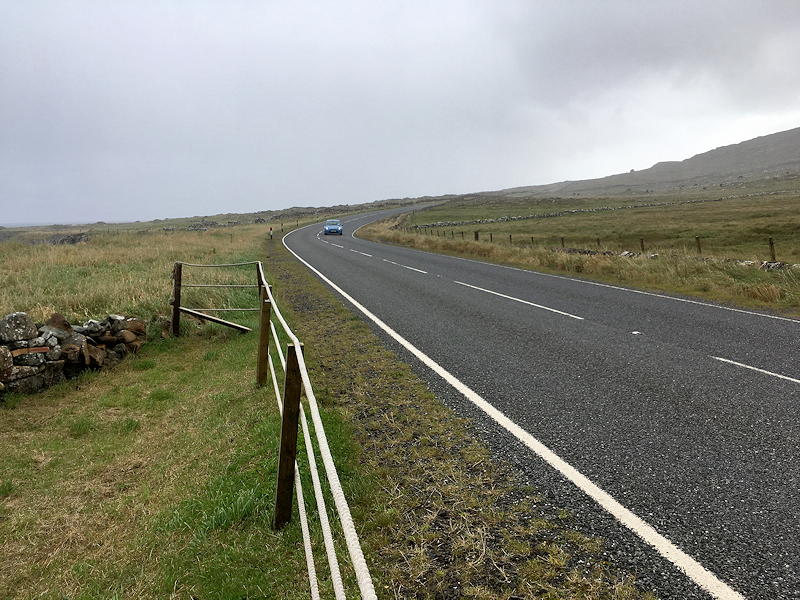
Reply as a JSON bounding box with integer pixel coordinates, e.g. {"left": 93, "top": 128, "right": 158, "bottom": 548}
{"left": 170, "top": 260, "right": 376, "bottom": 599}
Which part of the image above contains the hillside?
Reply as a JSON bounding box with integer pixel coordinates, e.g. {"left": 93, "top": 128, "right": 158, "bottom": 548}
{"left": 494, "top": 126, "right": 800, "bottom": 197}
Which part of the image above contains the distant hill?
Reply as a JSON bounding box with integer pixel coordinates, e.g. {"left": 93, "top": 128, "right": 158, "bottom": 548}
{"left": 495, "top": 126, "right": 800, "bottom": 197}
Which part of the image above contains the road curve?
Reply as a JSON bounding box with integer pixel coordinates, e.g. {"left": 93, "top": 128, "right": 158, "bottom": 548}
{"left": 283, "top": 207, "right": 800, "bottom": 600}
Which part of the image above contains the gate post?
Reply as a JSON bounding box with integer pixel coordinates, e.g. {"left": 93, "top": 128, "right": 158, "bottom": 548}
{"left": 171, "top": 262, "right": 182, "bottom": 336}
{"left": 273, "top": 343, "right": 303, "bottom": 529}
{"left": 257, "top": 285, "right": 272, "bottom": 386}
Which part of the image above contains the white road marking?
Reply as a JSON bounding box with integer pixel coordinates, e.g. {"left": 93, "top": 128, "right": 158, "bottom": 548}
{"left": 454, "top": 281, "right": 584, "bottom": 320}
{"left": 350, "top": 249, "right": 373, "bottom": 257}
{"left": 382, "top": 259, "right": 427, "bottom": 274}
{"left": 712, "top": 356, "right": 800, "bottom": 384}
{"left": 331, "top": 243, "right": 344, "bottom": 248}
{"left": 443, "top": 254, "right": 799, "bottom": 324}
{"left": 283, "top": 230, "right": 745, "bottom": 600}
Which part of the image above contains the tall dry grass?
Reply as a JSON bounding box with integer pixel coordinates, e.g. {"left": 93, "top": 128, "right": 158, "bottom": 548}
{"left": 361, "top": 217, "right": 800, "bottom": 314}
{"left": 0, "top": 226, "right": 271, "bottom": 324}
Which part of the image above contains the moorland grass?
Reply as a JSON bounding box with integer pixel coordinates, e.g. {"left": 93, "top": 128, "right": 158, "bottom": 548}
{"left": 362, "top": 186, "right": 800, "bottom": 315}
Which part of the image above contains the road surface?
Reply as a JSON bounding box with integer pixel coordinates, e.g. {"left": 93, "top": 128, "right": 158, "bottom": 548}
{"left": 283, "top": 208, "right": 799, "bottom": 600}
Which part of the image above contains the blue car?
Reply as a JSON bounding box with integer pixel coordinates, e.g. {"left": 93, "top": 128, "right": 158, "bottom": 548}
{"left": 323, "top": 219, "right": 343, "bottom": 235}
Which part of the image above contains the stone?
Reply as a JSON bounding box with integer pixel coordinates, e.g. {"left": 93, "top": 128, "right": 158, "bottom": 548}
{"left": 86, "top": 344, "right": 106, "bottom": 367}
{"left": 125, "top": 339, "right": 145, "bottom": 353}
{"left": 0, "top": 346, "right": 12, "bottom": 371}
{"left": 82, "top": 319, "right": 105, "bottom": 335}
{"left": 62, "top": 333, "right": 89, "bottom": 364}
{"left": 5, "top": 372, "right": 46, "bottom": 394}
{"left": 14, "top": 353, "right": 46, "bottom": 367}
{"left": 1, "top": 309, "right": 147, "bottom": 398}
{"left": 28, "top": 336, "right": 47, "bottom": 348}
{"left": 44, "top": 313, "right": 73, "bottom": 335}
{"left": 104, "top": 351, "right": 122, "bottom": 369}
{"left": 116, "top": 330, "right": 138, "bottom": 344}
{"left": 0, "top": 364, "right": 40, "bottom": 383}
{"left": 0, "top": 313, "right": 38, "bottom": 343}
{"left": 41, "top": 360, "right": 65, "bottom": 387}
{"left": 122, "top": 318, "right": 146, "bottom": 336}
{"left": 39, "top": 325, "right": 70, "bottom": 342}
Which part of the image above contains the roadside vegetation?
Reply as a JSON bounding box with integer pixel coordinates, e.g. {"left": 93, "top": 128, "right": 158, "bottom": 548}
{"left": 1, "top": 223, "right": 656, "bottom": 598}
{"left": 359, "top": 177, "right": 800, "bottom": 315}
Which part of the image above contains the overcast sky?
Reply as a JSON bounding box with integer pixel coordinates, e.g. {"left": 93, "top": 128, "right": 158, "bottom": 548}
{"left": 2, "top": 1, "right": 800, "bottom": 226}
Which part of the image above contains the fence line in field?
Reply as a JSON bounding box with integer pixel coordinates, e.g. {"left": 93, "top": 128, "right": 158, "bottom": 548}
{"left": 170, "top": 260, "right": 376, "bottom": 599}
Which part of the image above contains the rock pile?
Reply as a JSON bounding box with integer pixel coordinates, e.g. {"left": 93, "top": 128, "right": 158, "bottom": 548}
{"left": 49, "top": 233, "right": 90, "bottom": 245}
{"left": 0, "top": 312, "right": 147, "bottom": 396}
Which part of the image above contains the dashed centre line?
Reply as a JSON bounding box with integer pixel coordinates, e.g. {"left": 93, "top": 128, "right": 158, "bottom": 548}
{"left": 712, "top": 356, "right": 800, "bottom": 384}
{"left": 453, "top": 280, "right": 584, "bottom": 320}
{"left": 381, "top": 259, "right": 427, "bottom": 274}
{"left": 350, "top": 249, "right": 373, "bottom": 257}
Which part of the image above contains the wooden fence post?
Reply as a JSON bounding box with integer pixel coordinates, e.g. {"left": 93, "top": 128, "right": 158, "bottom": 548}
{"left": 273, "top": 343, "right": 303, "bottom": 530}
{"left": 256, "top": 286, "right": 272, "bottom": 387}
{"left": 769, "top": 237, "right": 776, "bottom": 262}
{"left": 696, "top": 236, "right": 702, "bottom": 254}
{"left": 474, "top": 231, "right": 479, "bottom": 241}
{"left": 171, "top": 262, "right": 182, "bottom": 336}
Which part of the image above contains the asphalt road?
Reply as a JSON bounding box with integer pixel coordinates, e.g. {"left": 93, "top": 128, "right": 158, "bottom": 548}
{"left": 284, "top": 208, "right": 799, "bottom": 600}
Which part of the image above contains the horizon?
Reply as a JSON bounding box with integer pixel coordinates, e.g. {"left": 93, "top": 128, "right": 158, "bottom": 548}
{"left": 3, "top": 122, "right": 799, "bottom": 230}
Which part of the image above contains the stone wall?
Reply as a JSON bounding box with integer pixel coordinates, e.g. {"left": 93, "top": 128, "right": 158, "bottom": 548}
{"left": 0, "top": 312, "right": 147, "bottom": 396}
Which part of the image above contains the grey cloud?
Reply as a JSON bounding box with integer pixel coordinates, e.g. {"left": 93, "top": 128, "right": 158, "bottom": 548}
{"left": 1, "top": 1, "right": 799, "bottom": 225}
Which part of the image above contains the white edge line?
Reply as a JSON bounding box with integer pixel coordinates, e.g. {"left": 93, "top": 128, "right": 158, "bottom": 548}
{"left": 454, "top": 280, "right": 584, "bottom": 320}
{"left": 712, "top": 356, "right": 800, "bottom": 384}
{"left": 282, "top": 228, "right": 746, "bottom": 600}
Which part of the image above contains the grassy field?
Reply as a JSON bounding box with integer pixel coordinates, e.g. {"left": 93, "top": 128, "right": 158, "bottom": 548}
{"left": 360, "top": 180, "right": 800, "bottom": 315}
{"left": 1, "top": 222, "right": 656, "bottom": 598}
